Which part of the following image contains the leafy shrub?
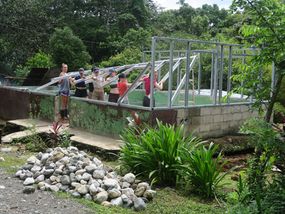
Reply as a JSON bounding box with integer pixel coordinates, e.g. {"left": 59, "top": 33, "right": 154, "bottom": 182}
{"left": 58, "top": 130, "right": 72, "bottom": 148}
{"left": 15, "top": 65, "right": 30, "bottom": 79}
{"left": 23, "top": 125, "right": 47, "bottom": 152}
{"left": 182, "top": 142, "right": 229, "bottom": 198}
{"left": 230, "top": 118, "right": 285, "bottom": 213}
{"left": 119, "top": 120, "right": 202, "bottom": 186}
{"left": 26, "top": 51, "right": 55, "bottom": 69}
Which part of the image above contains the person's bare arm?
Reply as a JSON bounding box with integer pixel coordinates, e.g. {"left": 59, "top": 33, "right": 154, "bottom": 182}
{"left": 155, "top": 81, "right": 163, "bottom": 90}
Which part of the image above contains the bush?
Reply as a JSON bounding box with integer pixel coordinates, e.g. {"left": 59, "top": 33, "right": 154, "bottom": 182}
{"left": 119, "top": 120, "right": 202, "bottom": 186}
{"left": 26, "top": 51, "right": 55, "bottom": 69}
{"left": 182, "top": 142, "right": 229, "bottom": 198}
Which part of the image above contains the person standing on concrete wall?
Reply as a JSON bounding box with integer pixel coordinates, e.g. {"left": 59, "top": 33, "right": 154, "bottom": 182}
{"left": 141, "top": 71, "right": 163, "bottom": 107}
{"left": 117, "top": 73, "right": 131, "bottom": 104}
{"left": 73, "top": 68, "right": 88, "bottom": 98}
{"left": 107, "top": 68, "right": 119, "bottom": 102}
{"left": 91, "top": 67, "right": 105, "bottom": 100}
{"left": 58, "top": 63, "right": 72, "bottom": 120}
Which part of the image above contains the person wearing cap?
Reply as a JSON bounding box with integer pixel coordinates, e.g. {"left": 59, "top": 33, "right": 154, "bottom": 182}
{"left": 107, "top": 68, "right": 120, "bottom": 102}
{"left": 117, "top": 73, "right": 131, "bottom": 104}
{"left": 73, "top": 68, "right": 88, "bottom": 98}
{"left": 91, "top": 67, "right": 105, "bottom": 100}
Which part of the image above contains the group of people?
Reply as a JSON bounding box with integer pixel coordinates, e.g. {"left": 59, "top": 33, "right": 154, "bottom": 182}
{"left": 58, "top": 63, "right": 163, "bottom": 120}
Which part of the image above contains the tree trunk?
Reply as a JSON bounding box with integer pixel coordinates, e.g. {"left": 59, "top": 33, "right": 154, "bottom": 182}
{"left": 264, "top": 71, "right": 284, "bottom": 122}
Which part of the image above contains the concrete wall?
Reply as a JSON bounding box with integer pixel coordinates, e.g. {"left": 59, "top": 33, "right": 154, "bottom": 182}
{"left": 0, "top": 87, "right": 258, "bottom": 139}
{"left": 177, "top": 104, "right": 259, "bottom": 138}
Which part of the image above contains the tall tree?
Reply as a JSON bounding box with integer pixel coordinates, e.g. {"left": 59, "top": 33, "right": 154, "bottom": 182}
{"left": 232, "top": 0, "right": 285, "bottom": 122}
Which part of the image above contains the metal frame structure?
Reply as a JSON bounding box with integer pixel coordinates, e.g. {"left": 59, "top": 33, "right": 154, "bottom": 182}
{"left": 35, "top": 36, "right": 276, "bottom": 110}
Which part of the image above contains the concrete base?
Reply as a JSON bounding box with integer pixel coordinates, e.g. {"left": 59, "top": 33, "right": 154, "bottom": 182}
{"left": 1, "top": 119, "right": 122, "bottom": 152}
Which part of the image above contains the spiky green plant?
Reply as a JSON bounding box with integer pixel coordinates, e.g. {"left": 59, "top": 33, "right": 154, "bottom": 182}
{"left": 119, "top": 120, "right": 202, "bottom": 186}
{"left": 182, "top": 142, "right": 229, "bottom": 198}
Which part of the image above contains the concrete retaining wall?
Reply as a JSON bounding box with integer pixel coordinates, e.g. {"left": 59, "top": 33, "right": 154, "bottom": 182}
{"left": 177, "top": 104, "right": 259, "bottom": 138}
{"left": 0, "top": 86, "right": 258, "bottom": 138}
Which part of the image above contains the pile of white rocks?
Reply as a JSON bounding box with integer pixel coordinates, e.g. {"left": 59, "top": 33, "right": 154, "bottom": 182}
{"left": 15, "top": 147, "right": 156, "bottom": 211}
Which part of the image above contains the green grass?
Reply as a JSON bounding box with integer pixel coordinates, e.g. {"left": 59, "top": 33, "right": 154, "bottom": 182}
{"left": 0, "top": 150, "right": 34, "bottom": 174}
{"left": 55, "top": 187, "right": 226, "bottom": 214}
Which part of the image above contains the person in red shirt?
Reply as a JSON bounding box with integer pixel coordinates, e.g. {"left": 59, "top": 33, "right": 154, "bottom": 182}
{"left": 142, "top": 71, "right": 163, "bottom": 107}
{"left": 117, "top": 73, "right": 131, "bottom": 104}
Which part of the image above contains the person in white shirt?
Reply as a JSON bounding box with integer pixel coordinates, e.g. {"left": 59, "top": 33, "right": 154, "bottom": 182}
{"left": 91, "top": 67, "right": 104, "bottom": 100}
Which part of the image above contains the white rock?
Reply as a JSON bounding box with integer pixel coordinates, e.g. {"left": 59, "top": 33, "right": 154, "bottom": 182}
{"left": 93, "top": 169, "right": 105, "bottom": 179}
{"left": 101, "top": 201, "right": 112, "bottom": 207}
{"left": 77, "top": 184, "right": 88, "bottom": 195}
{"left": 89, "top": 183, "right": 99, "bottom": 196}
{"left": 75, "top": 169, "right": 85, "bottom": 176}
{"left": 134, "top": 197, "right": 146, "bottom": 211}
{"left": 15, "top": 170, "right": 22, "bottom": 177}
{"left": 71, "top": 182, "right": 81, "bottom": 189}
{"left": 0, "top": 157, "right": 5, "bottom": 162}
{"left": 85, "top": 164, "right": 97, "bottom": 173}
{"left": 103, "top": 179, "right": 118, "bottom": 190}
{"left": 30, "top": 165, "right": 41, "bottom": 173}
{"left": 23, "top": 177, "right": 35, "bottom": 186}
{"left": 0, "top": 185, "right": 5, "bottom": 189}
{"left": 35, "top": 175, "right": 45, "bottom": 183}
{"left": 27, "top": 156, "right": 38, "bottom": 164}
{"left": 143, "top": 190, "right": 156, "bottom": 200}
{"left": 121, "top": 188, "right": 135, "bottom": 197}
{"left": 137, "top": 182, "right": 150, "bottom": 190}
{"left": 92, "top": 157, "right": 102, "bottom": 166}
{"left": 49, "top": 185, "right": 59, "bottom": 192}
{"left": 82, "top": 173, "right": 91, "bottom": 181}
{"left": 80, "top": 180, "right": 87, "bottom": 185}
{"left": 135, "top": 186, "right": 146, "bottom": 197}
{"left": 111, "top": 197, "right": 123, "bottom": 207}
{"left": 108, "top": 189, "right": 121, "bottom": 199}
{"left": 61, "top": 175, "right": 71, "bottom": 185}
{"left": 94, "top": 191, "right": 108, "bottom": 204}
{"left": 123, "top": 173, "right": 136, "bottom": 184}
{"left": 84, "top": 193, "right": 92, "bottom": 200}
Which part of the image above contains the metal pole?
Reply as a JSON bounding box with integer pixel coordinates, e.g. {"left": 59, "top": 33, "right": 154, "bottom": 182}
{"left": 218, "top": 45, "right": 224, "bottom": 104}
{"left": 168, "top": 41, "right": 174, "bottom": 108}
{"left": 241, "top": 49, "right": 245, "bottom": 99}
{"left": 150, "top": 37, "right": 156, "bottom": 109}
{"left": 158, "top": 52, "right": 162, "bottom": 81}
{"left": 213, "top": 45, "right": 219, "bottom": 105}
{"left": 198, "top": 53, "right": 201, "bottom": 95}
{"left": 185, "top": 42, "right": 191, "bottom": 107}
{"left": 142, "top": 51, "right": 146, "bottom": 63}
{"left": 227, "top": 46, "right": 233, "bottom": 104}
{"left": 210, "top": 52, "right": 214, "bottom": 96}
{"left": 177, "top": 52, "right": 181, "bottom": 87}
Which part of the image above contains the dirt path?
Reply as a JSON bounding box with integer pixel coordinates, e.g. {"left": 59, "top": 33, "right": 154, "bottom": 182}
{"left": 0, "top": 168, "right": 92, "bottom": 214}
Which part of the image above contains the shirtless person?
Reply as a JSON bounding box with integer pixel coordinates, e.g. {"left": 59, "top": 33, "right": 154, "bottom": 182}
{"left": 91, "top": 67, "right": 104, "bottom": 100}
{"left": 107, "top": 68, "right": 119, "bottom": 102}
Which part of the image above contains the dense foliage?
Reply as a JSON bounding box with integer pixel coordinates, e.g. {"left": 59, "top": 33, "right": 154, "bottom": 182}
{"left": 119, "top": 120, "right": 201, "bottom": 186}
{"left": 182, "top": 142, "right": 229, "bottom": 198}
{"left": 0, "top": 0, "right": 246, "bottom": 75}
{"left": 120, "top": 120, "right": 229, "bottom": 199}
{"left": 229, "top": 118, "right": 285, "bottom": 213}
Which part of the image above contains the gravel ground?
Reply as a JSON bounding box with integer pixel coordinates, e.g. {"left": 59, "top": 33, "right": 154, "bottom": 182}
{"left": 0, "top": 169, "right": 92, "bottom": 214}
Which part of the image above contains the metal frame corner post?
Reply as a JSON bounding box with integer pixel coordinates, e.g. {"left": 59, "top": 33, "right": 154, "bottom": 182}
{"left": 227, "top": 45, "right": 233, "bottom": 104}
{"left": 198, "top": 53, "right": 201, "bottom": 95}
{"left": 150, "top": 37, "right": 156, "bottom": 109}
{"left": 213, "top": 45, "right": 219, "bottom": 105}
{"left": 218, "top": 45, "right": 224, "bottom": 104}
{"left": 168, "top": 41, "right": 174, "bottom": 108}
{"left": 185, "top": 42, "right": 191, "bottom": 107}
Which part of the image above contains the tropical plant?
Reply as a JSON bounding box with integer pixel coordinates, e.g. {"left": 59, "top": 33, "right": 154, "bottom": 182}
{"left": 119, "top": 120, "right": 202, "bottom": 186}
{"left": 182, "top": 142, "right": 229, "bottom": 198}
{"left": 24, "top": 125, "right": 47, "bottom": 152}
{"left": 26, "top": 51, "right": 55, "bottom": 69}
